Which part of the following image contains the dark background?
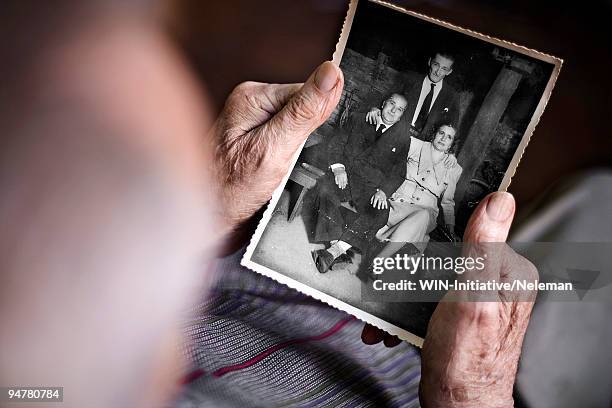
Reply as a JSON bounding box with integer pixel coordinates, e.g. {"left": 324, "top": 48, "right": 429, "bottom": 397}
{"left": 168, "top": 0, "right": 612, "bottom": 221}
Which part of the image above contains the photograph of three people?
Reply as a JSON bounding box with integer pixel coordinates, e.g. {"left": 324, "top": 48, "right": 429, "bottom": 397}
{"left": 244, "top": 0, "right": 561, "bottom": 344}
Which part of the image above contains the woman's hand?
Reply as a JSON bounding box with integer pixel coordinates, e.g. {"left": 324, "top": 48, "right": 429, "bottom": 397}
{"left": 209, "top": 62, "right": 343, "bottom": 253}
{"left": 365, "top": 107, "right": 382, "bottom": 125}
{"left": 443, "top": 154, "right": 458, "bottom": 169}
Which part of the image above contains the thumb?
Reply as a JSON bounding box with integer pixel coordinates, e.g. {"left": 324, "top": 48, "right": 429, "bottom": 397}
{"left": 264, "top": 61, "right": 343, "bottom": 151}
{"left": 463, "top": 192, "right": 515, "bottom": 243}
{"left": 459, "top": 192, "right": 516, "bottom": 287}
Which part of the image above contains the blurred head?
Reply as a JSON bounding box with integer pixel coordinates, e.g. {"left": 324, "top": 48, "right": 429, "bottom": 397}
{"left": 432, "top": 124, "right": 457, "bottom": 153}
{"left": 1, "top": 2, "right": 216, "bottom": 407}
{"left": 427, "top": 52, "right": 454, "bottom": 83}
{"left": 380, "top": 93, "right": 408, "bottom": 125}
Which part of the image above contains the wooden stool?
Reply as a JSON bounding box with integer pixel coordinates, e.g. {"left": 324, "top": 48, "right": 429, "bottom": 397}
{"left": 287, "top": 163, "right": 324, "bottom": 222}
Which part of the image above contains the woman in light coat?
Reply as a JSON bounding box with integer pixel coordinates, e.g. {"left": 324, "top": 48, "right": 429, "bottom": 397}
{"left": 375, "top": 124, "right": 462, "bottom": 259}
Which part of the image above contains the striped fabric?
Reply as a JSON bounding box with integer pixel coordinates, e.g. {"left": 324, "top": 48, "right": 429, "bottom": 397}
{"left": 174, "top": 251, "right": 422, "bottom": 408}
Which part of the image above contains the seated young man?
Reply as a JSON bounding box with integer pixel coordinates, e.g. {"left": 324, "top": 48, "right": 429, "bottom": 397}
{"left": 310, "top": 93, "right": 411, "bottom": 274}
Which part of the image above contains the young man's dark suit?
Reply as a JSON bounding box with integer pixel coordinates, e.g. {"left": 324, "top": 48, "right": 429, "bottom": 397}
{"left": 312, "top": 112, "right": 411, "bottom": 252}
{"left": 400, "top": 71, "right": 460, "bottom": 140}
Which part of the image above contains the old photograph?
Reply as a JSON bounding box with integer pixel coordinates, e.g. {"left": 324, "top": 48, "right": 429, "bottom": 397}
{"left": 243, "top": 0, "right": 562, "bottom": 344}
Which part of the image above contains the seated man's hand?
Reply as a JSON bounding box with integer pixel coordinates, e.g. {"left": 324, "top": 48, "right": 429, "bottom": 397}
{"left": 443, "top": 153, "right": 458, "bottom": 169}
{"left": 370, "top": 189, "right": 388, "bottom": 210}
{"left": 365, "top": 107, "right": 382, "bottom": 125}
{"left": 333, "top": 168, "right": 348, "bottom": 190}
{"left": 210, "top": 62, "right": 343, "bottom": 253}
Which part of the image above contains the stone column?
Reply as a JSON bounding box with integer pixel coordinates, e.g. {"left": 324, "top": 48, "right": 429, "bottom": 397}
{"left": 455, "top": 50, "right": 535, "bottom": 206}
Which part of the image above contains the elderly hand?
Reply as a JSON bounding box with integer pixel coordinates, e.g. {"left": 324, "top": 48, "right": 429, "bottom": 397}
{"left": 365, "top": 107, "right": 382, "bottom": 125}
{"left": 362, "top": 192, "right": 538, "bottom": 407}
{"left": 420, "top": 192, "right": 537, "bottom": 407}
{"left": 209, "top": 62, "right": 343, "bottom": 253}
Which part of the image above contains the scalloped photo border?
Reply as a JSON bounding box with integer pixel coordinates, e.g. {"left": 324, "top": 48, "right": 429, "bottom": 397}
{"left": 241, "top": 0, "right": 563, "bottom": 347}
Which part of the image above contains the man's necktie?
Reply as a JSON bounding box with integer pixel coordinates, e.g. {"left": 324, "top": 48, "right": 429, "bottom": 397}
{"left": 375, "top": 124, "right": 386, "bottom": 139}
{"left": 414, "top": 83, "right": 435, "bottom": 131}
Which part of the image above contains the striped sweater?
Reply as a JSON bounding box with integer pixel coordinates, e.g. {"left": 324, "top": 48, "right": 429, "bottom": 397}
{"left": 174, "top": 251, "right": 422, "bottom": 408}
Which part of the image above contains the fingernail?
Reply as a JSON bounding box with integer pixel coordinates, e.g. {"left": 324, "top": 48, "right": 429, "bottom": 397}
{"left": 314, "top": 61, "right": 339, "bottom": 93}
{"left": 485, "top": 192, "right": 514, "bottom": 222}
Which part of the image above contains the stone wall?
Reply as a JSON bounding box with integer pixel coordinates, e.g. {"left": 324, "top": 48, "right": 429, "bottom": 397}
{"left": 318, "top": 49, "right": 404, "bottom": 128}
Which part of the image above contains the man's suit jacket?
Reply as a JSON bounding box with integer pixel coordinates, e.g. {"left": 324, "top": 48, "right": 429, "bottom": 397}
{"left": 327, "top": 112, "right": 411, "bottom": 198}
{"left": 361, "top": 71, "right": 460, "bottom": 141}
{"left": 400, "top": 71, "right": 460, "bottom": 139}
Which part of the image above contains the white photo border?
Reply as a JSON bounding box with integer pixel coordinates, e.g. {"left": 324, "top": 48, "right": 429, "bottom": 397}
{"left": 241, "top": 0, "right": 563, "bottom": 347}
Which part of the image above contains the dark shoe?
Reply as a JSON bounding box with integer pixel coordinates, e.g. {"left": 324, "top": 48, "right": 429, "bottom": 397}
{"left": 345, "top": 248, "right": 359, "bottom": 261}
{"left": 334, "top": 251, "right": 353, "bottom": 266}
{"left": 356, "top": 268, "right": 375, "bottom": 284}
{"left": 311, "top": 249, "right": 335, "bottom": 274}
{"left": 330, "top": 251, "right": 355, "bottom": 272}
{"left": 355, "top": 251, "right": 375, "bottom": 283}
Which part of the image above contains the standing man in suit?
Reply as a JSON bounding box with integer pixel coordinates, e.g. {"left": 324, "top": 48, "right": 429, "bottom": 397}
{"left": 365, "top": 51, "right": 460, "bottom": 140}
{"left": 311, "top": 93, "right": 411, "bottom": 274}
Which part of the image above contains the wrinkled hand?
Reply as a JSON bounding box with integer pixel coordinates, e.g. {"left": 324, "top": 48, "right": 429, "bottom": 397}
{"left": 361, "top": 192, "right": 538, "bottom": 408}
{"left": 333, "top": 168, "right": 348, "bottom": 190}
{"left": 443, "top": 154, "right": 458, "bottom": 169}
{"left": 209, "top": 62, "right": 343, "bottom": 253}
{"left": 365, "top": 107, "right": 382, "bottom": 125}
{"left": 370, "top": 189, "right": 388, "bottom": 210}
{"left": 420, "top": 192, "right": 537, "bottom": 407}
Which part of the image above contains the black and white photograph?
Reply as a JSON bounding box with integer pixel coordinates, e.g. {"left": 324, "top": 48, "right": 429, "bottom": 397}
{"left": 243, "top": 0, "right": 561, "bottom": 345}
